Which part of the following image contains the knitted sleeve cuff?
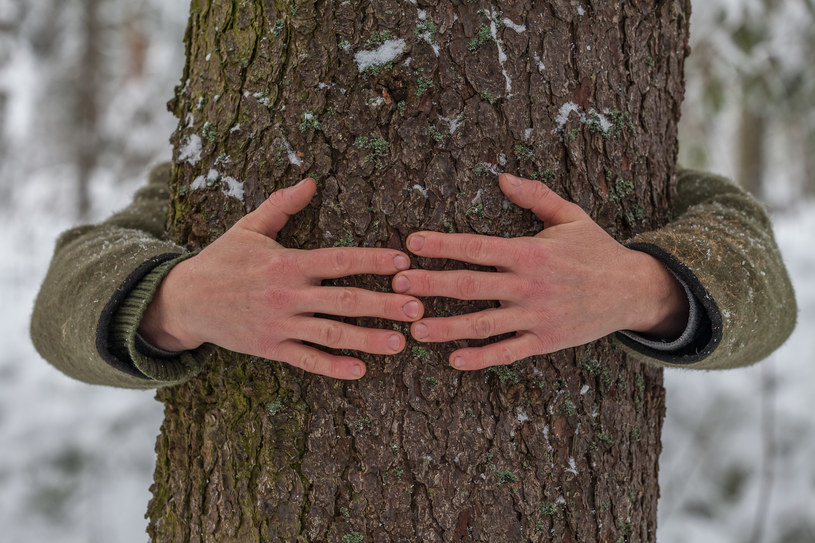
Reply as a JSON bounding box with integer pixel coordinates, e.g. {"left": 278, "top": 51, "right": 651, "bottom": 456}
{"left": 107, "top": 253, "right": 217, "bottom": 384}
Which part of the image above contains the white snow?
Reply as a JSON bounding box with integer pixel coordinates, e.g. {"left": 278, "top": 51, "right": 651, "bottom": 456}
{"left": 190, "top": 170, "right": 245, "bottom": 202}
{"left": 502, "top": 18, "right": 527, "bottom": 33}
{"left": 533, "top": 52, "right": 546, "bottom": 72}
{"left": 488, "top": 9, "right": 513, "bottom": 96}
{"left": 278, "top": 127, "right": 302, "bottom": 167}
{"left": 178, "top": 133, "right": 203, "bottom": 165}
{"left": 412, "top": 184, "right": 428, "bottom": 198}
{"left": 438, "top": 114, "right": 464, "bottom": 134}
{"left": 554, "top": 102, "right": 613, "bottom": 136}
{"left": 222, "top": 176, "right": 245, "bottom": 202}
{"left": 353, "top": 39, "right": 406, "bottom": 73}
{"left": 555, "top": 101, "right": 581, "bottom": 132}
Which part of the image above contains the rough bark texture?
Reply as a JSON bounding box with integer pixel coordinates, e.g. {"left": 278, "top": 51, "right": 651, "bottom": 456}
{"left": 148, "top": 1, "right": 690, "bottom": 541}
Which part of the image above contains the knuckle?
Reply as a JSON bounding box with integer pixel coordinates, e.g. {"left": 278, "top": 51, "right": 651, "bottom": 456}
{"left": 464, "top": 236, "right": 488, "bottom": 263}
{"left": 533, "top": 180, "right": 553, "bottom": 201}
{"left": 497, "top": 345, "right": 517, "bottom": 366}
{"left": 523, "top": 276, "right": 548, "bottom": 298}
{"left": 457, "top": 274, "right": 479, "bottom": 299}
{"left": 298, "top": 351, "right": 320, "bottom": 374}
{"left": 417, "top": 271, "right": 434, "bottom": 293}
{"left": 262, "top": 287, "right": 293, "bottom": 310}
{"left": 472, "top": 314, "right": 495, "bottom": 339}
{"left": 268, "top": 252, "right": 296, "bottom": 275}
{"left": 335, "top": 287, "right": 358, "bottom": 314}
{"left": 318, "top": 322, "right": 344, "bottom": 347}
{"left": 331, "top": 250, "right": 353, "bottom": 276}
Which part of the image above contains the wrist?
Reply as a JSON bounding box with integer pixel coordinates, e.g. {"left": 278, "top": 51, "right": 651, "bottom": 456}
{"left": 138, "top": 259, "right": 203, "bottom": 352}
{"left": 623, "top": 249, "right": 690, "bottom": 339}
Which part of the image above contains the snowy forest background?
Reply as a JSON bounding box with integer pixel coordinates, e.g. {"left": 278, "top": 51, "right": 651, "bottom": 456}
{"left": 1, "top": 0, "right": 813, "bottom": 541}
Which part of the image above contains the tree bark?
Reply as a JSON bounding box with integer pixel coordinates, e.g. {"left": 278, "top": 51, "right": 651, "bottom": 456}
{"left": 148, "top": 1, "right": 690, "bottom": 541}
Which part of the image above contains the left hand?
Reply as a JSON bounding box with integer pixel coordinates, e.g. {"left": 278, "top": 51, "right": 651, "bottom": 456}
{"left": 392, "top": 173, "right": 689, "bottom": 371}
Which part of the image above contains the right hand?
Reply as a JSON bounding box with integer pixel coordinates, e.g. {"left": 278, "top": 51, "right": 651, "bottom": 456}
{"left": 138, "top": 178, "right": 424, "bottom": 379}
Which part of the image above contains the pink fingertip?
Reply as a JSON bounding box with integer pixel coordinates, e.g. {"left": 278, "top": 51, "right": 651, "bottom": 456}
{"left": 403, "top": 301, "right": 419, "bottom": 319}
{"left": 351, "top": 364, "right": 364, "bottom": 377}
{"left": 394, "top": 254, "right": 410, "bottom": 271}
{"left": 452, "top": 356, "right": 465, "bottom": 369}
{"left": 413, "top": 323, "right": 429, "bottom": 339}
{"left": 387, "top": 334, "right": 402, "bottom": 352}
{"left": 408, "top": 235, "right": 425, "bottom": 252}
{"left": 393, "top": 275, "right": 410, "bottom": 293}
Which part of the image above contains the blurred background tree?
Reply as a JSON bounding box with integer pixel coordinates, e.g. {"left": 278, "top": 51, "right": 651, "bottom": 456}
{"left": 0, "top": 0, "right": 187, "bottom": 219}
{"left": 678, "top": 0, "right": 815, "bottom": 207}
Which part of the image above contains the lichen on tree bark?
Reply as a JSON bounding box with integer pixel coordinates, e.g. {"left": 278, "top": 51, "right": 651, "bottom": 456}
{"left": 148, "top": 1, "right": 690, "bottom": 541}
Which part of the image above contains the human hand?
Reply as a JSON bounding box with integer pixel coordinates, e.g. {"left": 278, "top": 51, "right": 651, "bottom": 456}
{"left": 138, "top": 178, "right": 424, "bottom": 379}
{"left": 392, "top": 173, "right": 689, "bottom": 371}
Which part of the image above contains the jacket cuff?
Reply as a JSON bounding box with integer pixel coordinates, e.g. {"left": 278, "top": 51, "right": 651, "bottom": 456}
{"left": 617, "top": 269, "right": 702, "bottom": 351}
{"left": 106, "top": 253, "right": 217, "bottom": 384}
{"left": 615, "top": 242, "right": 723, "bottom": 365}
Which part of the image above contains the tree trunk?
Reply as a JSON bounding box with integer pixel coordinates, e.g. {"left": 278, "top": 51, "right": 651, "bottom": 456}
{"left": 148, "top": 1, "right": 690, "bottom": 541}
{"left": 76, "top": 0, "right": 102, "bottom": 220}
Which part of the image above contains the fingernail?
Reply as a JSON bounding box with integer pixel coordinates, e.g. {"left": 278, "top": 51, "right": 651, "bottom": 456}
{"left": 403, "top": 301, "right": 419, "bottom": 319}
{"left": 452, "top": 356, "right": 465, "bottom": 369}
{"left": 394, "top": 275, "right": 410, "bottom": 293}
{"left": 387, "top": 334, "right": 402, "bottom": 351}
{"left": 393, "top": 254, "right": 410, "bottom": 271}
{"left": 295, "top": 178, "right": 309, "bottom": 187}
{"left": 413, "top": 322, "right": 428, "bottom": 339}
{"left": 408, "top": 235, "right": 425, "bottom": 252}
{"left": 505, "top": 173, "right": 523, "bottom": 186}
{"left": 352, "top": 364, "right": 363, "bottom": 377}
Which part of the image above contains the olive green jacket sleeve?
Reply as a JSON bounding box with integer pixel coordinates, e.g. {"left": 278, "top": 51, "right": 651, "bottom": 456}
{"left": 616, "top": 169, "right": 797, "bottom": 369}
{"left": 30, "top": 164, "right": 216, "bottom": 389}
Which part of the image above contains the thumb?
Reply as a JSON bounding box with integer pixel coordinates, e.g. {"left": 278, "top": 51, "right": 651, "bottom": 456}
{"left": 239, "top": 178, "right": 317, "bottom": 238}
{"left": 499, "top": 173, "right": 584, "bottom": 226}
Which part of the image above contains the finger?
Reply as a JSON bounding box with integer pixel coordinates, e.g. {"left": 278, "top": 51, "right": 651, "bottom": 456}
{"left": 275, "top": 340, "right": 367, "bottom": 380}
{"left": 449, "top": 332, "right": 542, "bottom": 371}
{"left": 288, "top": 317, "right": 406, "bottom": 355}
{"left": 406, "top": 232, "right": 520, "bottom": 267}
{"left": 239, "top": 178, "right": 317, "bottom": 238}
{"left": 410, "top": 307, "right": 526, "bottom": 342}
{"left": 392, "top": 269, "right": 518, "bottom": 302}
{"left": 499, "top": 173, "right": 585, "bottom": 226}
{"left": 300, "top": 247, "right": 412, "bottom": 280}
{"left": 301, "top": 286, "right": 423, "bottom": 321}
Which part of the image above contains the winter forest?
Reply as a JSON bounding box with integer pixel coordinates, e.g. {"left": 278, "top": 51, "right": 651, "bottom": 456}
{"left": 0, "top": 0, "right": 813, "bottom": 541}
